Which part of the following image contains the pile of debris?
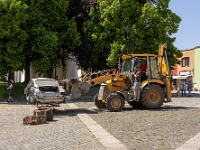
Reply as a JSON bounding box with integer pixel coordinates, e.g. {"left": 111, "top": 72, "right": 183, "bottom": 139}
{"left": 23, "top": 106, "right": 53, "bottom": 125}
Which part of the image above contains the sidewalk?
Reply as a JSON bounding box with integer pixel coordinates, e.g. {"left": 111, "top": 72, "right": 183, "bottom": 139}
{"left": 175, "top": 133, "right": 200, "bottom": 150}
{"left": 172, "top": 90, "right": 200, "bottom": 97}
{"left": 66, "top": 100, "right": 129, "bottom": 150}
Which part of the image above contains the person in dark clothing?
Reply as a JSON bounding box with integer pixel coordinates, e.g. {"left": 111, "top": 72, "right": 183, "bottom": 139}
{"left": 180, "top": 79, "right": 186, "bottom": 97}
{"left": 132, "top": 66, "right": 141, "bottom": 100}
{"left": 7, "top": 79, "right": 14, "bottom": 102}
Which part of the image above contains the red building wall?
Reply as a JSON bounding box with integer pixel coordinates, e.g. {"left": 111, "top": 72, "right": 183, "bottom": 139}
{"left": 171, "top": 64, "right": 178, "bottom": 76}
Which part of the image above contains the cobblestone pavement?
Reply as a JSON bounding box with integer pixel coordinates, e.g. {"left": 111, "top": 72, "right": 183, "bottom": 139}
{"left": 0, "top": 88, "right": 200, "bottom": 150}
{"left": 0, "top": 102, "right": 105, "bottom": 150}
{"left": 73, "top": 89, "right": 200, "bottom": 150}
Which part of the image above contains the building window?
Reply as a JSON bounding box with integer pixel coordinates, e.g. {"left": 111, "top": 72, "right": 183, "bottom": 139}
{"left": 182, "top": 57, "right": 189, "bottom": 67}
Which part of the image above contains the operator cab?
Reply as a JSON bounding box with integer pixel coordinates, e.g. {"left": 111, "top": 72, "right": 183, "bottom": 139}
{"left": 121, "top": 56, "right": 161, "bottom": 85}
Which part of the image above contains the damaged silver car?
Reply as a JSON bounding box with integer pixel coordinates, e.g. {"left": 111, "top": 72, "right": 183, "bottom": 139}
{"left": 24, "top": 78, "right": 66, "bottom": 105}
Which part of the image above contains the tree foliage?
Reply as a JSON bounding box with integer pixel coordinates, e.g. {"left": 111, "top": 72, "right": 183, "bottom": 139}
{"left": 67, "top": 0, "right": 98, "bottom": 71}
{"left": 0, "top": 0, "right": 81, "bottom": 81}
{"left": 84, "top": 0, "right": 182, "bottom": 68}
{"left": 22, "top": 0, "right": 81, "bottom": 76}
{"left": 67, "top": 0, "right": 159, "bottom": 71}
{"left": 0, "top": 0, "right": 182, "bottom": 81}
{"left": 0, "top": 0, "right": 28, "bottom": 78}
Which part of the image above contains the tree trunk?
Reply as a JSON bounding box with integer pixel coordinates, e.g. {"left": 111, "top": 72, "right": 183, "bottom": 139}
{"left": 46, "top": 67, "right": 53, "bottom": 78}
{"left": 24, "top": 59, "right": 30, "bottom": 83}
{"left": 8, "top": 67, "right": 14, "bottom": 82}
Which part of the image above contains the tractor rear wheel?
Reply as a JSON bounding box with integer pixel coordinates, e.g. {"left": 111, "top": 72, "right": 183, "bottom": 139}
{"left": 94, "top": 93, "right": 106, "bottom": 108}
{"left": 106, "top": 93, "right": 125, "bottom": 112}
{"left": 141, "top": 84, "right": 164, "bottom": 109}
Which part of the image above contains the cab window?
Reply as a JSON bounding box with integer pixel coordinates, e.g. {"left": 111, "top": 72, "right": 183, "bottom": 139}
{"left": 148, "top": 57, "right": 160, "bottom": 79}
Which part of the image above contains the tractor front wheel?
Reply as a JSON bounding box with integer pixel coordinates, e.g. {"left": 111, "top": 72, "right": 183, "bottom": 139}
{"left": 94, "top": 93, "right": 106, "bottom": 109}
{"left": 106, "top": 93, "right": 125, "bottom": 112}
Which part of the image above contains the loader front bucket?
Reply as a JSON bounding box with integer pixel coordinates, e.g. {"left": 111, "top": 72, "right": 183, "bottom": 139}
{"left": 70, "top": 82, "right": 91, "bottom": 99}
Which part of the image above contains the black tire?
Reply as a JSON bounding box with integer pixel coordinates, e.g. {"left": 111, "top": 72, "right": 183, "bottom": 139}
{"left": 128, "top": 101, "right": 143, "bottom": 109}
{"left": 94, "top": 93, "right": 106, "bottom": 109}
{"left": 106, "top": 93, "right": 125, "bottom": 112}
{"left": 141, "top": 84, "right": 164, "bottom": 109}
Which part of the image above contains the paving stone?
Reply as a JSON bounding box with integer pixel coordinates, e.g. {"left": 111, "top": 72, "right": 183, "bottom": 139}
{"left": 1, "top": 88, "right": 200, "bottom": 150}
{"left": 0, "top": 102, "right": 105, "bottom": 150}
{"left": 72, "top": 91, "right": 200, "bottom": 150}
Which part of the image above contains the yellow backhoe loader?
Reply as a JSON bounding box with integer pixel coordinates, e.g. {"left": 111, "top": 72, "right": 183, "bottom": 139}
{"left": 64, "top": 45, "right": 172, "bottom": 112}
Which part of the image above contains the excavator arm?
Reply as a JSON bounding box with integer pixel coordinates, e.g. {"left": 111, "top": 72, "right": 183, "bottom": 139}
{"left": 64, "top": 69, "right": 128, "bottom": 98}
{"left": 157, "top": 45, "right": 172, "bottom": 101}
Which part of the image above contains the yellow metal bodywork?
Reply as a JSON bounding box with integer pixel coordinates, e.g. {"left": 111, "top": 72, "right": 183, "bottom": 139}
{"left": 122, "top": 53, "right": 156, "bottom": 60}
{"left": 106, "top": 77, "right": 129, "bottom": 92}
{"left": 140, "top": 79, "right": 165, "bottom": 89}
{"left": 165, "top": 76, "right": 172, "bottom": 101}
{"left": 157, "top": 45, "right": 172, "bottom": 101}
{"left": 85, "top": 74, "right": 130, "bottom": 101}
{"left": 158, "top": 45, "right": 168, "bottom": 76}
{"left": 97, "top": 79, "right": 128, "bottom": 101}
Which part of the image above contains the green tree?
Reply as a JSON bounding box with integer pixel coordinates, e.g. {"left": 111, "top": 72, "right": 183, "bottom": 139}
{"left": 22, "top": 0, "right": 81, "bottom": 81}
{"left": 137, "top": 0, "right": 157, "bottom": 6}
{"left": 84, "top": 0, "right": 182, "bottom": 68}
{"left": 0, "top": 61, "right": 8, "bottom": 81}
{"left": 0, "top": 0, "right": 28, "bottom": 81}
{"left": 66, "top": 0, "right": 156, "bottom": 71}
{"left": 67, "top": 0, "right": 98, "bottom": 71}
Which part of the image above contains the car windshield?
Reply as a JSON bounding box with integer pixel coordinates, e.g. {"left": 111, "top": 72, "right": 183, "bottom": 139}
{"left": 35, "top": 79, "right": 59, "bottom": 86}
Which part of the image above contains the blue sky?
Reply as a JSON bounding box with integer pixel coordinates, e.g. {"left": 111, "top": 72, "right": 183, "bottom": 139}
{"left": 169, "top": 0, "right": 200, "bottom": 50}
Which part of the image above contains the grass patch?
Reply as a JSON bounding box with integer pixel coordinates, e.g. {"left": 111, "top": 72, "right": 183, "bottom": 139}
{"left": 0, "top": 83, "right": 26, "bottom": 99}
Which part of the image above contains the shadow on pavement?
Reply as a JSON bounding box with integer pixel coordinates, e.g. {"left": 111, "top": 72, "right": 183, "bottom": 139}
{"left": 70, "top": 97, "right": 94, "bottom": 103}
{"left": 53, "top": 107, "right": 98, "bottom": 117}
{"left": 0, "top": 99, "right": 29, "bottom": 105}
{"left": 150, "top": 106, "right": 198, "bottom": 111}
{"left": 123, "top": 104, "right": 199, "bottom": 111}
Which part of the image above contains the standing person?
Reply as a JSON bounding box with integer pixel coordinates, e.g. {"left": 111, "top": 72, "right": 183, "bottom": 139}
{"left": 187, "top": 77, "right": 193, "bottom": 97}
{"left": 7, "top": 79, "right": 14, "bottom": 102}
{"left": 132, "top": 65, "right": 142, "bottom": 100}
{"left": 180, "top": 79, "right": 186, "bottom": 97}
